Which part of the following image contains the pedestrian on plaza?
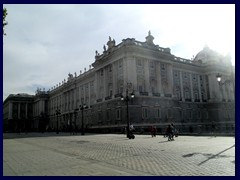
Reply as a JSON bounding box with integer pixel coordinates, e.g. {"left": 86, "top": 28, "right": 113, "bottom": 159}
{"left": 171, "top": 123, "right": 178, "bottom": 137}
{"left": 166, "top": 124, "right": 174, "bottom": 141}
{"left": 211, "top": 124, "right": 217, "bottom": 137}
{"left": 129, "top": 124, "right": 135, "bottom": 139}
{"left": 150, "top": 126, "right": 157, "bottom": 137}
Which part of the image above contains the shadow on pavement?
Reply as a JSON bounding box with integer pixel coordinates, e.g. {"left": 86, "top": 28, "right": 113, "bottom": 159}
{"left": 182, "top": 144, "right": 235, "bottom": 166}
{"left": 198, "top": 144, "right": 235, "bottom": 166}
{"left": 158, "top": 140, "right": 170, "bottom": 144}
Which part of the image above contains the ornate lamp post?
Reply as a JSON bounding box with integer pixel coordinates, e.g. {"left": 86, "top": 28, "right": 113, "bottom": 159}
{"left": 216, "top": 73, "right": 235, "bottom": 98}
{"left": 80, "top": 103, "right": 88, "bottom": 135}
{"left": 216, "top": 73, "right": 235, "bottom": 134}
{"left": 56, "top": 108, "right": 61, "bottom": 134}
{"left": 121, "top": 83, "right": 135, "bottom": 138}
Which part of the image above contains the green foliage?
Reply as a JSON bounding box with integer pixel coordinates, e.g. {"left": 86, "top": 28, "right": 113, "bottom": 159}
{"left": 3, "top": 7, "right": 8, "bottom": 35}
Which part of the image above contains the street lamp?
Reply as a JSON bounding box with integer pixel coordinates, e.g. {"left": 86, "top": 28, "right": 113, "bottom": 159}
{"left": 216, "top": 73, "right": 235, "bottom": 98}
{"left": 216, "top": 73, "right": 235, "bottom": 134}
{"left": 121, "top": 83, "right": 135, "bottom": 139}
{"left": 80, "top": 104, "right": 88, "bottom": 135}
{"left": 56, "top": 108, "right": 61, "bottom": 134}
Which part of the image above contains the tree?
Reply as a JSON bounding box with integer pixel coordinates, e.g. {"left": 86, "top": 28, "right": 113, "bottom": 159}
{"left": 3, "top": 7, "right": 8, "bottom": 35}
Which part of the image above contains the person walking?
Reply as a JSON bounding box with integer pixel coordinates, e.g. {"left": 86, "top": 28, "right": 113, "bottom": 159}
{"left": 129, "top": 124, "right": 135, "bottom": 139}
{"left": 171, "top": 123, "right": 177, "bottom": 138}
{"left": 152, "top": 126, "right": 157, "bottom": 137}
{"left": 166, "top": 124, "right": 174, "bottom": 141}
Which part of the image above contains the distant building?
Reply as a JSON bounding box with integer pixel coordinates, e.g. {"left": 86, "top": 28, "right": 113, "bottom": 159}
{"left": 3, "top": 32, "right": 235, "bottom": 134}
{"left": 3, "top": 93, "right": 34, "bottom": 132}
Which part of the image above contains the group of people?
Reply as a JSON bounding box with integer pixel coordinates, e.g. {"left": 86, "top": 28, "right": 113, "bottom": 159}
{"left": 150, "top": 126, "right": 157, "bottom": 137}
{"left": 123, "top": 123, "right": 178, "bottom": 141}
{"left": 165, "top": 123, "right": 178, "bottom": 141}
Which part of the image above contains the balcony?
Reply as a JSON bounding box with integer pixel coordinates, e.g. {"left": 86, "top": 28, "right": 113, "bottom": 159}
{"left": 152, "top": 93, "right": 160, "bottom": 97}
{"left": 105, "top": 96, "right": 112, "bottom": 101}
{"left": 164, "top": 94, "right": 172, "bottom": 98}
{"left": 114, "top": 93, "right": 122, "bottom": 98}
{"left": 140, "top": 92, "right": 149, "bottom": 96}
{"left": 96, "top": 98, "right": 103, "bottom": 102}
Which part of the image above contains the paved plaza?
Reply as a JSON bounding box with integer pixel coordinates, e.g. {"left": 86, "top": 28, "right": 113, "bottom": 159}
{"left": 3, "top": 133, "right": 235, "bottom": 176}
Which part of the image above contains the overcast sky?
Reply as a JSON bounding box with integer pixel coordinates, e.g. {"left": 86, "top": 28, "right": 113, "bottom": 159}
{"left": 3, "top": 4, "right": 235, "bottom": 101}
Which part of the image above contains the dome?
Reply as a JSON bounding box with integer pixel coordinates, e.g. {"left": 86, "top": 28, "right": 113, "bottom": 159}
{"left": 193, "top": 45, "right": 229, "bottom": 65}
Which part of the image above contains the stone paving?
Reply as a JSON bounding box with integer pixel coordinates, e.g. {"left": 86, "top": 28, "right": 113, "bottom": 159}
{"left": 3, "top": 133, "right": 235, "bottom": 176}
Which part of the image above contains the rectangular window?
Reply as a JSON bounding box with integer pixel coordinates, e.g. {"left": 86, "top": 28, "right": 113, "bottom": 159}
{"left": 155, "top": 108, "right": 161, "bottom": 118}
{"left": 167, "top": 109, "right": 172, "bottom": 118}
{"left": 198, "top": 110, "right": 201, "bottom": 119}
{"left": 116, "top": 109, "right": 121, "bottom": 120}
{"left": 224, "top": 110, "right": 228, "bottom": 118}
{"left": 152, "top": 86, "right": 155, "bottom": 93}
{"left": 98, "top": 111, "right": 102, "bottom": 122}
{"left": 206, "top": 111, "right": 208, "bottom": 119}
{"left": 139, "top": 85, "right": 143, "bottom": 93}
{"left": 161, "top": 63, "right": 165, "bottom": 70}
{"left": 107, "top": 110, "right": 110, "bottom": 121}
{"left": 119, "top": 86, "right": 123, "bottom": 94}
{"left": 179, "top": 110, "right": 182, "bottom": 119}
{"left": 194, "top": 93, "right": 199, "bottom": 100}
{"left": 185, "top": 91, "right": 190, "bottom": 99}
{"left": 174, "top": 72, "right": 178, "bottom": 77}
{"left": 142, "top": 108, "right": 148, "bottom": 118}
{"left": 176, "top": 92, "right": 181, "bottom": 100}
{"left": 188, "top": 110, "right": 192, "bottom": 119}
{"left": 137, "top": 59, "right": 143, "bottom": 66}
{"left": 149, "top": 61, "right": 154, "bottom": 68}
{"left": 119, "top": 60, "right": 123, "bottom": 68}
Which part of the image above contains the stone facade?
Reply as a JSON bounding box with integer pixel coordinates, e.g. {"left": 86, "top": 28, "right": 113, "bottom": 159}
{"left": 3, "top": 32, "right": 235, "bottom": 134}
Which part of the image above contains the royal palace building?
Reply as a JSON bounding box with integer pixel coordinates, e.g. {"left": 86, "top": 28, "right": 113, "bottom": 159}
{"left": 3, "top": 32, "right": 235, "bottom": 135}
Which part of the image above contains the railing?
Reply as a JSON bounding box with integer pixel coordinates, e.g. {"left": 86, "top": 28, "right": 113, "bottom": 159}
{"left": 105, "top": 96, "right": 112, "bottom": 100}
{"left": 140, "top": 92, "right": 149, "bottom": 96}
{"left": 96, "top": 98, "right": 103, "bottom": 102}
{"left": 164, "top": 94, "right": 172, "bottom": 98}
{"left": 152, "top": 93, "right": 160, "bottom": 97}
{"left": 114, "top": 93, "right": 122, "bottom": 98}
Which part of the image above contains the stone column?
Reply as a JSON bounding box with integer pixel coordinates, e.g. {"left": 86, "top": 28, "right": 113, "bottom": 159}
{"left": 189, "top": 73, "right": 194, "bottom": 102}
{"left": 122, "top": 57, "right": 128, "bottom": 93}
{"left": 112, "top": 62, "right": 117, "bottom": 96}
{"left": 25, "top": 103, "right": 28, "bottom": 118}
{"left": 88, "top": 82, "right": 91, "bottom": 107}
{"left": 198, "top": 75, "right": 202, "bottom": 102}
{"left": 144, "top": 59, "right": 150, "bottom": 94}
{"left": 126, "top": 56, "right": 137, "bottom": 93}
{"left": 18, "top": 103, "right": 21, "bottom": 119}
{"left": 103, "top": 68, "right": 106, "bottom": 98}
{"left": 168, "top": 64, "right": 174, "bottom": 96}
{"left": 156, "top": 62, "right": 161, "bottom": 95}
{"left": 9, "top": 102, "right": 13, "bottom": 119}
{"left": 180, "top": 71, "right": 185, "bottom": 102}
